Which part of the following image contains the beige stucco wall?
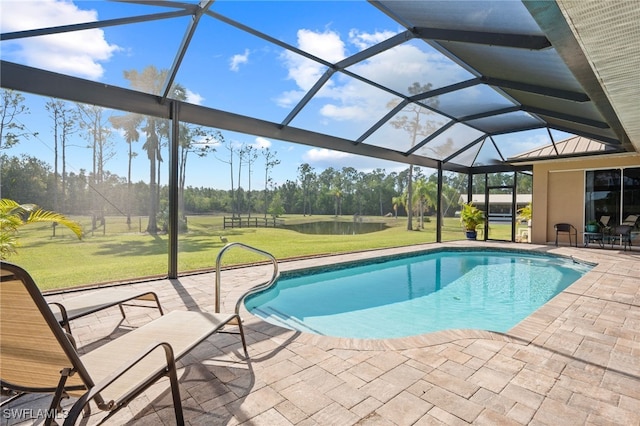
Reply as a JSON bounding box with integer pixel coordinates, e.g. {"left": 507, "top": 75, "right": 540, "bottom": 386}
{"left": 530, "top": 153, "right": 640, "bottom": 245}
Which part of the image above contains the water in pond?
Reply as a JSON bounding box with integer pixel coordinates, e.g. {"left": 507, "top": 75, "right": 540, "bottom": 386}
{"left": 245, "top": 250, "right": 592, "bottom": 339}
{"left": 284, "top": 221, "right": 387, "bottom": 235}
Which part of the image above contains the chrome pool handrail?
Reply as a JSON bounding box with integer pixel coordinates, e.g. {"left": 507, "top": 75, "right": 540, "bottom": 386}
{"left": 214, "top": 242, "right": 280, "bottom": 315}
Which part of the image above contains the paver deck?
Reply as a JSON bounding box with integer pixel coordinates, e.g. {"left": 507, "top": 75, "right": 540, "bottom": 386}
{"left": 2, "top": 241, "right": 639, "bottom": 425}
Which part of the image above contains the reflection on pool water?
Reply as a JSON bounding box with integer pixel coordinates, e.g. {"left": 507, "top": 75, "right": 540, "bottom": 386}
{"left": 245, "top": 250, "right": 592, "bottom": 339}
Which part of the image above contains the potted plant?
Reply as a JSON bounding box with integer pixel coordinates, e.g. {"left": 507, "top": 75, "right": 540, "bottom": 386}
{"left": 585, "top": 220, "right": 599, "bottom": 233}
{"left": 460, "top": 202, "right": 485, "bottom": 240}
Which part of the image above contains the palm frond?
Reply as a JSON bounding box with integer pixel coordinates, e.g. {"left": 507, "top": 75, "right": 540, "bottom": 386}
{"left": 0, "top": 198, "right": 83, "bottom": 259}
{"left": 27, "top": 209, "right": 83, "bottom": 239}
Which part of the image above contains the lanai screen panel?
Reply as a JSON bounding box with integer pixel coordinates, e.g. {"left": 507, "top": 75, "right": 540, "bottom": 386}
{"left": 0, "top": 0, "right": 633, "bottom": 173}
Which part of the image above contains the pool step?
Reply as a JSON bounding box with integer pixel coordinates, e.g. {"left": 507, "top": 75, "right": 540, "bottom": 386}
{"left": 252, "top": 306, "right": 323, "bottom": 335}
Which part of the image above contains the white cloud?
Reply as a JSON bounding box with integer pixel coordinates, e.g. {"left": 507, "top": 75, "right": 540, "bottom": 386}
{"left": 303, "top": 147, "right": 399, "bottom": 172}
{"left": 320, "top": 103, "right": 369, "bottom": 121}
{"left": 349, "top": 43, "right": 464, "bottom": 93}
{"left": 298, "top": 29, "right": 346, "bottom": 63}
{"left": 185, "top": 89, "right": 204, "bottom": 105}
{"left": 280, "top": 29, "right": 346, "bottom": 91}
{"left": 278, "top": 28, "right": 466, "bottom": 131}
{"left": 230, "top": 49, "right": 250, "bottom": 71}
{"left": 348, "top": 29, "right": 398, "bottom": 50}
{"left": 252, "top": 137, "right": 272, "bottom": 149}
{"left": 304, "top": 148, "right": 351, "bottom": 163}
{"left": 274, "top": 89, "right": 306, "bottom": 108}
{"left": 0, "top": 0, "right": 119, "bottom": 80}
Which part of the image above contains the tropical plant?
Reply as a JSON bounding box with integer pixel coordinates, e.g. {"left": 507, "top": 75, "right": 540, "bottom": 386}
{"left": 0, "top": 199, "right": 83, "bottom": 259}
{"left": 517, "top": 202, "right": 532, "bottom": 222}
{"left": 391, "top": 195, "right": 403, "bottom": 219}
{"left": 460, "top": 202, "right": 485, "bottom": 231}
{"left": 412, "top": 178, "right": 436, "bottom": 229}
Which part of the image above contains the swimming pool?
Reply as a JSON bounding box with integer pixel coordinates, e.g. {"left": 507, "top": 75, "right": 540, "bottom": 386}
{"left": 245, "top": 249, "right": 592, "bottom": 339}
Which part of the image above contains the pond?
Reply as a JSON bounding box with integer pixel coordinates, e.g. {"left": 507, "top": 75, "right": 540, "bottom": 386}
{"left": 283, "top": 221, "right": 388, "bottom": 235}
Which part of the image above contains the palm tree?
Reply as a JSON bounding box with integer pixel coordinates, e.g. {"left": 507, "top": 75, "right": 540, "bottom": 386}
{"left": 391, "top": 195, "right": 403, "bottom": 219}
{"left": 412, "top": 178, "right": 436, "bottom": 229}
{"left": 0, "top": 199, "right": 82, "bottom": 259}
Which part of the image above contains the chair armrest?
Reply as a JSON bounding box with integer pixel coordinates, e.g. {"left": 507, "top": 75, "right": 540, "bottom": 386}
{"left": 48, "top": 301, "right": 72, "bottom": 334}
{"left": 63, "top": 341, "right": 177, "bottom": 425}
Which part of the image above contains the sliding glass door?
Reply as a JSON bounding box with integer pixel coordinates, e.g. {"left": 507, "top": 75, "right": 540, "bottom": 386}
{"left": 585, "top": 167, "right": 640, "bottom": 230}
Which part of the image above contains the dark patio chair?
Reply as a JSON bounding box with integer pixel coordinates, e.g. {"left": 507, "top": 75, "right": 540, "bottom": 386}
{"left": 608, "top": 225, "right": 633, "bottom": 250}
{"left": 554, "top": 223, "right": 577, "bottom": 247}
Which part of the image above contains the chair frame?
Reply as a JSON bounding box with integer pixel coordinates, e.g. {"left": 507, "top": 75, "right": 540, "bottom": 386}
{"left": 1, "top": 261, "right": 248, "bottom": 426}
{"left": 47, "top": 288, "right": 164, "bottom": 334}
{"left": 607, "top": 225, "right": 633, "bottom": 251}
{"left": 554, "top": 223, "right": 577, "bottom": 247}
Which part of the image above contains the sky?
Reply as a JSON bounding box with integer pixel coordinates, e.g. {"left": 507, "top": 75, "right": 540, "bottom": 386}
{"left": 0, "top": 0, "right": 563, "bottom": 190}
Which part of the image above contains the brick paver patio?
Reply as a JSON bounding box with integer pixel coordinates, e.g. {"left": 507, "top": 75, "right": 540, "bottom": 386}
{"left": 3, "top": 242, "right": 639, "bottom": 425}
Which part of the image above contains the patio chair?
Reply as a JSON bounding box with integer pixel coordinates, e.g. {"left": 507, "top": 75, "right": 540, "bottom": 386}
{"left": 554, "top": 223, "right": 577, "bottom": 247}
{"left": 0, "top": 261, "right": 248, "bottom": 426}
{"left": 608, "top": 225, "right": 633, "bottom": 250}
{"left": 47, "top": 287, "right": 164, "bottom": 334}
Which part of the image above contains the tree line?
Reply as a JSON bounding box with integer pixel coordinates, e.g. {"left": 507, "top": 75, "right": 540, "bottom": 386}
{"left": 2, "top": 82, "right": 531, "bottom": 234}
{"left": 0, "top": 150, "right": 529, "bottom": 228}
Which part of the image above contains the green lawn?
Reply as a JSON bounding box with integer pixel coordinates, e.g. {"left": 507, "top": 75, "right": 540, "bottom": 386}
{"left": 10, "top": 214, "right": 514, "bottom": 290}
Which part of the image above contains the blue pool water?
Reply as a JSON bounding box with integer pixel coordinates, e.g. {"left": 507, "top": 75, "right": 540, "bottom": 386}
{"left": 245, "top": 250, "right": 592, "bottom": 339}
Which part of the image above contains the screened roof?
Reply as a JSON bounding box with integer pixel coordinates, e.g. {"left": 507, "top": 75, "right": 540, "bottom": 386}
{"left": 1, "top": 0, "right": 638, "bottom": 174}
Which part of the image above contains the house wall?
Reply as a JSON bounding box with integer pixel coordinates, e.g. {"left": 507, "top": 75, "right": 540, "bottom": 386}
{"left": 530, "top": 153, "right": 640, "bottom": 245}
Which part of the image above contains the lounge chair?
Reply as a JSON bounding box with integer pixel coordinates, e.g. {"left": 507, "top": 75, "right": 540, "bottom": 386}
{"left": 598, "top": 215, "right": 611, "bottom": 230}
{"left": 622, "top": 214, "right": 639, "bottom": 227}
{"left": 0, "top": 261, "right": 248, "bottom": 426}
{"left": 47, "top": 287, "right": 164, "bottom": 334}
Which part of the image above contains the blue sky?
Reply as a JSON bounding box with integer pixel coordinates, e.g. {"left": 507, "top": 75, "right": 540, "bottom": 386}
{"left": 1, "top": 0, "right": 563, "bottom": 190}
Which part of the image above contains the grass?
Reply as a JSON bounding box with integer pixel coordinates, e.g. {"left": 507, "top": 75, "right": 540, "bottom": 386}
{"left": 10, "top": 214, "right": 514, "bottom": 290}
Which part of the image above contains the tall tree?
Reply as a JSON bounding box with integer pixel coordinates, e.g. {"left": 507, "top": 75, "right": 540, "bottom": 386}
{"left": 45, "top": 99, "right": 76, "bottom": 212}
{"left": 262, "top": 147, "right": 280, "bottom": 219}
{"left": 76, "top": 103, "right": 115, "bottom": 230}
{"left": 244, "top": 145, "right": 258, "bottom": 218}
{"left": 369, "top": 168, "right": 386, "bottom": 216}
{"left": 297, "top": 163, "right": 315, "bottom": 216}
{"left": 412, "top": 177, "right": 436, "bottom": 229}
{"left": 236, "top": 144, "right": 247, "bottom": 217}
{"left": 392, "top": 195, "right": 403, "bottom": 219}
{"left": 115, "top": 65, "right": 174, "bottom": 233}
{"left": 178, "top": 125, "right": 219, "bottom": 225}
{"left": 0, "top": 89, "right": 36, "bottom": 150}
{"left": 387, "top": 82, "right": 441, "bottom": 230}
{"left": 109, "top": 111, "right": 142, "bottom": 227}
{"left": 218, "top": 140, "right": 237, "bottom": 218}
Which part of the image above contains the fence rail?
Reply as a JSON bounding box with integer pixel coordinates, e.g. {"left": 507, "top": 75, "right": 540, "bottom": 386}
{"left": 223, "top": 216, "right": 284, "bottom": 229}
